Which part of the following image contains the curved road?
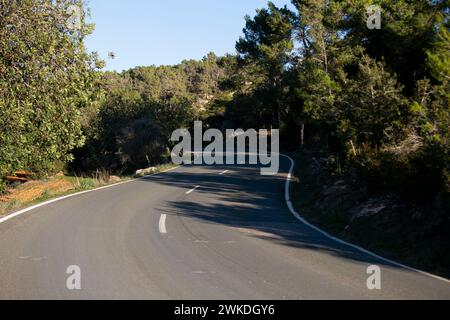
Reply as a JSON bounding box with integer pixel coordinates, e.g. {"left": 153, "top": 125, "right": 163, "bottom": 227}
{"left": 0, "top": 157, "right": 449, "bottom": 299}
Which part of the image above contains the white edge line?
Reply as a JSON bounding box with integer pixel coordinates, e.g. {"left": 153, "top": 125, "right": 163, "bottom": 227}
{"left": 186, "top": 185, "right": 200, "bottom": 195}
{"left": 281, "top": 154, "right": 450, "bottom": 284}
{"left": 0, "top": 166, "right": 180, "bottom": 225}
{"left": 219, "top": 170, "right": 229, "bottom": 175}
{"left": 159, "top": 214, "right": 167, "bottom": 234}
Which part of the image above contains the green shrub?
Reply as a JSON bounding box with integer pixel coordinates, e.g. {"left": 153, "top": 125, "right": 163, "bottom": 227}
{"left": 353, "top": 143, "right": 448, "bottom": 204}
{"left": 0, "top": 0, "right": 103, "bottom": 181}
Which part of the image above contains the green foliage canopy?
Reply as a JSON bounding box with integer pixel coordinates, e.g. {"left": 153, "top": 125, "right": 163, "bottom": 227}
{"left": 0, "top": 0, "right": 103, "bottom": 186}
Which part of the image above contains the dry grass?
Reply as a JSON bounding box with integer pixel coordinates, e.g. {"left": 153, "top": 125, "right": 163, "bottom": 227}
{"left": 0, "top": 163, "right": 177, "bottom": 217}
{"left": 0, "top": 174, "right": 123, "bottom": 216}
{"left": 0, "top": 178, "right": 73, "bottom": 204}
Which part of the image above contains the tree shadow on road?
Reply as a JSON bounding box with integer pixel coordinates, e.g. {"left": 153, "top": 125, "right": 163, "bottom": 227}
{"left": 145, "top": 164, "right": 402, "bottom": 270}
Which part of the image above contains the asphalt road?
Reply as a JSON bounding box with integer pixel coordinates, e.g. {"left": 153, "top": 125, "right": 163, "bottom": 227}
{"left": 0, "top": 157, "right": 449, "bottom": 299}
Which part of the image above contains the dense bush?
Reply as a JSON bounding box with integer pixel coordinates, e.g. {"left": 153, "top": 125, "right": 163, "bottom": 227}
{"left": 0, "top": 0, "right": 103, "bottom": 190}
{"left": 352, "top": 143, "right": 449, "bottom": 204}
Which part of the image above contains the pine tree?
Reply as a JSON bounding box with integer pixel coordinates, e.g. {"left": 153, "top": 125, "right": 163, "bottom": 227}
{"left": 236, "top": 2, "right": 295, "bottom": 128}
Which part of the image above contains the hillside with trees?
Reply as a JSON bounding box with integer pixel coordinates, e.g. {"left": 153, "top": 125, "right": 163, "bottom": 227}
{"left": 72, "top": 52, "right": 229, "bottom": 173}
{"left": 0, "top": 0, "right": 449, "bottom": 275}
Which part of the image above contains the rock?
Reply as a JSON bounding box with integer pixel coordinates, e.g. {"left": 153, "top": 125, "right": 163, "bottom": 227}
{"left": 351, "top": 198, "right": 390, "bottom": 221}
{"left": 135, "top": 167, "right": 158, "bottom": 177}
{"left": 148, "top": 167, "right": 157, "bottom": 173}
{"left": 109, "top": 175, "right": 121, "bottom": 183}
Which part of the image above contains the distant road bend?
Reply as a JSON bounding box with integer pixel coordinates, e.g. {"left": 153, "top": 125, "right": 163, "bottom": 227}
{"left": 0, "top": 156, "right": 449, "bottom": 299}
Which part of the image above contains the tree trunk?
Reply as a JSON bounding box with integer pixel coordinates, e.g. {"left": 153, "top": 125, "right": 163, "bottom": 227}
{"left": 300, "top": 122, "right": 305, "bottom": 146}
{"left": 350, "top": 140, "right": 357, "bottom": 156}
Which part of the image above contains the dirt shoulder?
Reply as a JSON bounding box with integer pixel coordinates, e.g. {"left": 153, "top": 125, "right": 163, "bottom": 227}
{"left": 0, "top": 174, "right": 124, "bottom": 217}
{"left": 0, "top": 163, "right": 178, "bottom": 218}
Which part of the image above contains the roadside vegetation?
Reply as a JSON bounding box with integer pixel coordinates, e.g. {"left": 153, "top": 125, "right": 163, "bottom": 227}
{"left": 291, "top": 149, "right": 450, "bottom": 278}
{"left": 0, "top": 0, "right": 449, "bottom": 274}
{"left": 0, "top": 163, "right": 177, "bottom": 216}
{"left": 0, "top": 172, "right": 122, "bottom": 216}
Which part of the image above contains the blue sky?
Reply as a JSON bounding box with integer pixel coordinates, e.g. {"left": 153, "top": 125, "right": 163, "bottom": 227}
{"left": 85, "top": 0, "right": 292, "bottom": 71}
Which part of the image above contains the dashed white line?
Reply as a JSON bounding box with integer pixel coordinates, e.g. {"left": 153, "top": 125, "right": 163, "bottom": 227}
{"left": 159, "top": 214, "right": 167, "bottom": 234}
{"left": 186, "top": 185, "right": 200, "bottom": 195}
{"left": 219, "top": 170, "right": 229, "bottom": 175}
